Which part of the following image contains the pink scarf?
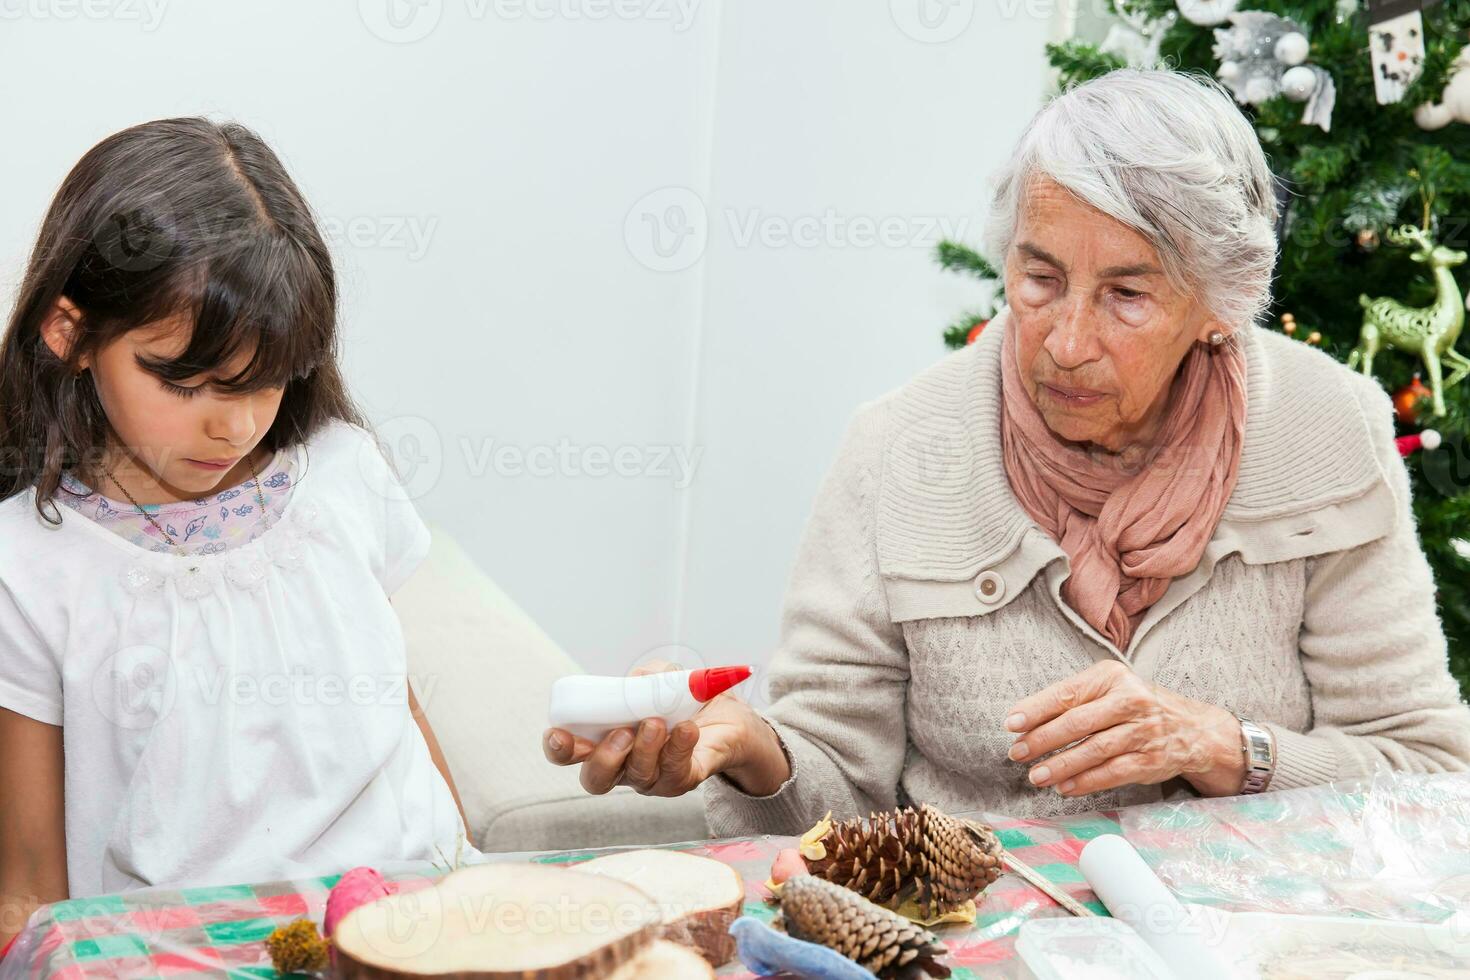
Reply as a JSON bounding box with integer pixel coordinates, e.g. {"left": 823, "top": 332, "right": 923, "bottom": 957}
{"left": 999, "top": 319, "right": 1248, "bottom": 652}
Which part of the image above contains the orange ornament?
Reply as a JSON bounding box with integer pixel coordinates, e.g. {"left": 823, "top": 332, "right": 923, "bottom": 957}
{"left": 966, "top": 320, "right": 989, "bottom": 345}
{"left": 1394, "top": 375, "right": 1433, "bottom": 425}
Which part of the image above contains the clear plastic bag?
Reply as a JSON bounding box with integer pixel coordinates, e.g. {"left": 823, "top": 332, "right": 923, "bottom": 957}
{"left": 1119, "top": 770, "right": 1470, "bottom": 924}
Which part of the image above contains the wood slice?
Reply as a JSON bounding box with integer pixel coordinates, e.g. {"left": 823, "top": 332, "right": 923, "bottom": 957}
{"left": 574, "top": 849, "right": 744, "bottom": 967}
{"left": 332, "top": 862, "right": 661, "bottom": 979}
{"left": 606, "top": 940, "right": 716, "bottom": 979}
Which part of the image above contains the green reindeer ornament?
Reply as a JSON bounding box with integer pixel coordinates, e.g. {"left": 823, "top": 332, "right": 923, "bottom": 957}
{"left": 1347, "top": 225, "right": 1469, "bottom": 417}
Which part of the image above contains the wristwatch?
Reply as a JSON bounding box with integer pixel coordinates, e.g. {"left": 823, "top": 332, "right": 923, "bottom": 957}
{"left": 1237, "top": 717, "right": 1276, "bottom": 795}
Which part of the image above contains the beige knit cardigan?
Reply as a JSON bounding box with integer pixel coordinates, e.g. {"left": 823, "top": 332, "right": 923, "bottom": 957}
{"left": 705, "top": 310, "right": 1470, "bottom": 837}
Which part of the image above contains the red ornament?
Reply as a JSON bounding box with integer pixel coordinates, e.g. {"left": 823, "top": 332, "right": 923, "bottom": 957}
{"left": 966, "top": 320, "right": 989, "bottom": 345}
{"left": 1393, "top": 375, "right": 1433, "bottom": 425}
{"left": 1397, "top": 429, "right": 1442, "bottom": 457}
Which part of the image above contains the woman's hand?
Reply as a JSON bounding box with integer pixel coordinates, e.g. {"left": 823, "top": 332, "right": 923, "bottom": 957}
{"left": 541, "top": 662, "right": 791, "bottom": 798}
{"left": 1004, "top": 660, "right": 1246, "bottom": 798}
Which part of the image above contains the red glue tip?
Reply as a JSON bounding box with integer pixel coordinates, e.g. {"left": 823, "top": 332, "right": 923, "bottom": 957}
{"left": 689, "top": 665, "right": 752, "bottom": 702}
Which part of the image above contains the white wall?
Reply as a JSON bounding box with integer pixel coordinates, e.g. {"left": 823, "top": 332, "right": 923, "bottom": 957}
{"left": 0, "top": 0, "right": 1060, "bottom": 683}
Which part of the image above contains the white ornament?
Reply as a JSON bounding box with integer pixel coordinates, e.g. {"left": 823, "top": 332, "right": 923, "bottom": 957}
{"left": 1416, "top": 45, "right": 1470, "bottom": 130}
{"left": 1275, "top": 31, "right": 1309, "bottom": 67}
{"left": 1217, "top": 59, "right": 1241, "bottom": 82}
{"left": 1434, "top": 61, "right": 1470, "bottom": 117}
{"left": 1176, "top": 0, "right": 1238, "bottom": 27}
{"left": 1416, "top": 101, "right": 1456, "bottom": 130}
{"left": 1281, "top": 65, "right": 1318, "bottom": 102}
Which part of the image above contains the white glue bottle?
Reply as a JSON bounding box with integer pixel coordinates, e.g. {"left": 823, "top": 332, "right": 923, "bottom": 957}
{"left": 547, "top": 665, "right": 752, "bottom": 742}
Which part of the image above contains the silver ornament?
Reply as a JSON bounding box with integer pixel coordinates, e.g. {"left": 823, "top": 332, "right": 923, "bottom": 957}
{"left": 1099, "top": 4, "right": 1177, "bottom": 69}
{"left": 1212, "top": 12, "right": 1306, "bottom": 106}
{"left": 1244, "top": 76, "right": 1278, "bottom": 105}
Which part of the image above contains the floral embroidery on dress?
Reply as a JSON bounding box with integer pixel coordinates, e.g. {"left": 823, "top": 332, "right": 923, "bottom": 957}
{"left": 111, "top": 492, "right": 323, "bottom": 600}
{"left": 55, "top": 452, "right": 298, "bottom": 558}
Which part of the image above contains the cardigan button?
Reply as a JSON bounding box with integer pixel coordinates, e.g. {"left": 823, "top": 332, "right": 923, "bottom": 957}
{"left": 974, "top": 570, "right": 1005, "bottom": 605}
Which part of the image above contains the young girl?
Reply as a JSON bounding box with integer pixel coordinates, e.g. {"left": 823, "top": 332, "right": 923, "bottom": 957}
{"left": 0, "top": 118, "right": 473, "bottom": 949}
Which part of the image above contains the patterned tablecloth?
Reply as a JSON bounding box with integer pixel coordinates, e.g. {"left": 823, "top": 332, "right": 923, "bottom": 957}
{"left": 0, "top": 807, "right": 1116, "bottom": 980}
{"left": 6, "top": 777, "right": 1461, "bottom": 979}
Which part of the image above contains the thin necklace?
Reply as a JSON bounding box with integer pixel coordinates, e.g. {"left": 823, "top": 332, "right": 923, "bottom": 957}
{"left": 102, "top": 453, "right": 270, "bottom": 553}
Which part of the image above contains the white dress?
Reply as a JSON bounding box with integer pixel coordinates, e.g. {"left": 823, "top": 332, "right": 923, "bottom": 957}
{"left": 0, "top": 421, "right": 472, "bottom": 898}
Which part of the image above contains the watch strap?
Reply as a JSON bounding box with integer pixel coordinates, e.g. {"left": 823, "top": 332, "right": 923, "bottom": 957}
{"left": 1238, "top": 717, "right": 1276, "bottom": 795}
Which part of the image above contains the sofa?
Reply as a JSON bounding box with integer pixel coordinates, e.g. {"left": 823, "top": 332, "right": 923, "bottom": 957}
{"left": 393, "top": 524, "right": 711, "bottom": 853}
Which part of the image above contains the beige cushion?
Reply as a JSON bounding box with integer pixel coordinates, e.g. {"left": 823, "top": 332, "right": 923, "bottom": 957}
{"left": 394, "top": 524, "right": 709, "bottom": 852}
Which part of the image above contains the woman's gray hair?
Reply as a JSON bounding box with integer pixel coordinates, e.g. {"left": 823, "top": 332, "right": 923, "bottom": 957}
{"left": 983, "top": 68, "right": 1279, "bottom": 330}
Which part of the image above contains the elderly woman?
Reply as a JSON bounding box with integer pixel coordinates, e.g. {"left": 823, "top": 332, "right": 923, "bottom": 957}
{"left": 544, "top": 68, "right": 1470, "bottom": 833}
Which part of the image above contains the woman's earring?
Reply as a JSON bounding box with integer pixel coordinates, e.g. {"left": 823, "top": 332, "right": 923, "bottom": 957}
{"left": 1208, "top": 330, "right": 1227, "bottom": 346}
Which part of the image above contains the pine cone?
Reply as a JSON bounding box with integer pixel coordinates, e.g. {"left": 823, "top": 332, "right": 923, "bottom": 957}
{"left": 807, "top": 804, "right": 1003, "bottom": 918}
{"left": 915, "top": 806, "right": 1004, "bottom": 918}
{"left": 780, "top": 875, "right": 951, "bottom": 979}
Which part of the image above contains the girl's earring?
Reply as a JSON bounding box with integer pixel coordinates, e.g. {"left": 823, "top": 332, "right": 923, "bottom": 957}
{"left": 1208, "top": 330, "right": 1227, "bottom": 346}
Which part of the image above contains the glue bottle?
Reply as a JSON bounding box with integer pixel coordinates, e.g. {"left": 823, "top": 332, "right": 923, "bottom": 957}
{"left": 547, "top": 665, "right": 752, "bottom": 741}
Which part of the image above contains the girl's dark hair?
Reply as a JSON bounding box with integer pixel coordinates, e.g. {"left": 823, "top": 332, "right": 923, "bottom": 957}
{"left": 0, "top": 117, "right": 365, "bottom": 521}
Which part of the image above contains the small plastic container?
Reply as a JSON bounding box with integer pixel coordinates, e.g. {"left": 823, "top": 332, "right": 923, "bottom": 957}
{"left": 1016, "top": 917, "right": 1176, "bottom": 980}
{"left": 547, "top": 665, "right": 751, "bottom": 741}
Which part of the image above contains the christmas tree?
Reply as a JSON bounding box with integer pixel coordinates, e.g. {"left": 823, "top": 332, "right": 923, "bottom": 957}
{"left": 938, "top": 1, "right": 1470, "bottom": 696}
